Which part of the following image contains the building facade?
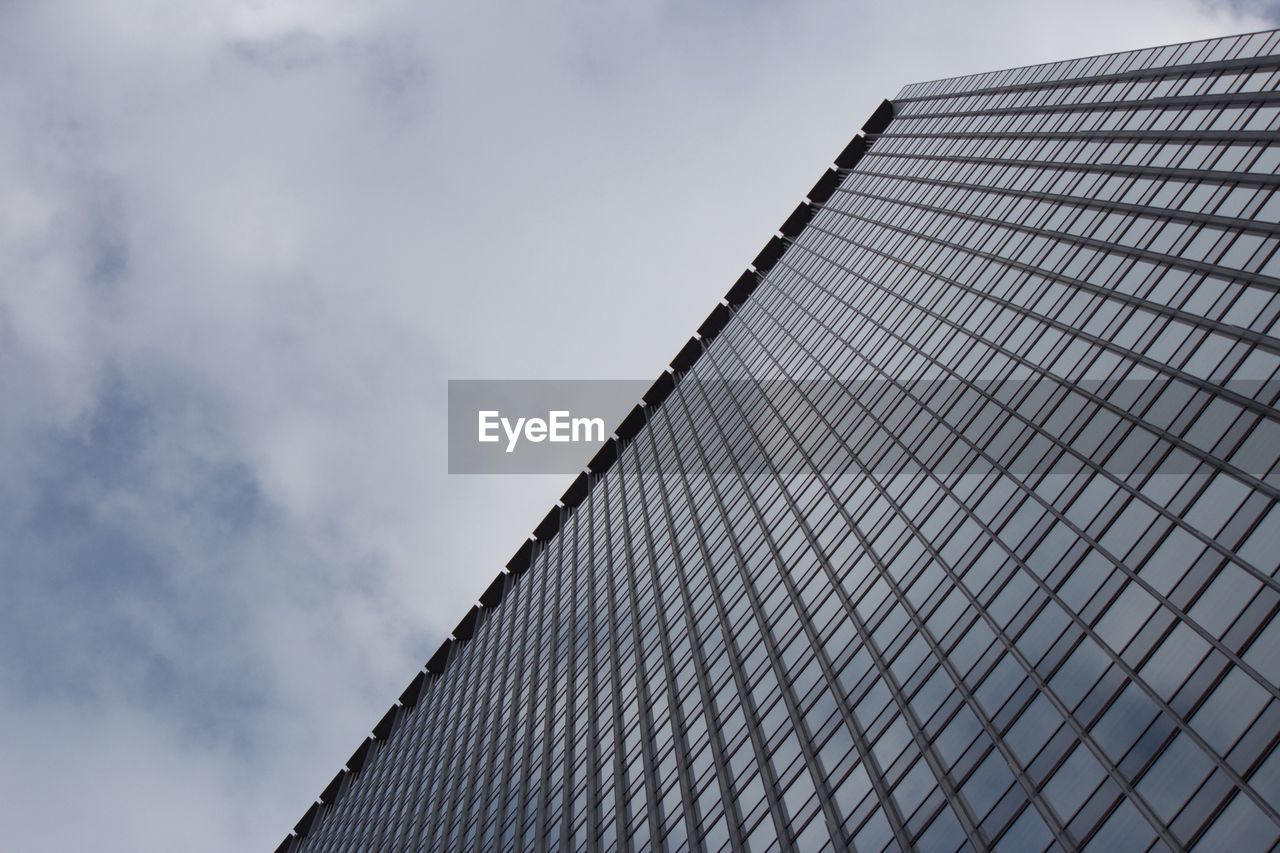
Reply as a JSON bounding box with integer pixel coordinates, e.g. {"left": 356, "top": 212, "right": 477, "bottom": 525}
{"left": 280, "top": 30, "right": 1280, "bottom": 852}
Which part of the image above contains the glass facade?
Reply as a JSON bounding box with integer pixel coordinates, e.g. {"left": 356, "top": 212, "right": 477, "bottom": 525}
{"left": 280, "top": 29, "right": 1280, "bottom": 852}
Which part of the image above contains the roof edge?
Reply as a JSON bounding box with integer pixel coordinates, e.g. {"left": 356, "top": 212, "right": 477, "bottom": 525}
{"left": 273, "top": 93, "right": 897, "bottom": 847}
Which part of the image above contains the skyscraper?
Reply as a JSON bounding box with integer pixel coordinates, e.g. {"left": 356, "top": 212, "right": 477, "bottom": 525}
{"left": 278, "top": 29, "right": 1280, "bottom": 852}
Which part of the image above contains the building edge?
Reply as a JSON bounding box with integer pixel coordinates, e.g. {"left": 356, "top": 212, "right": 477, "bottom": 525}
{"left": 272, "top": 96, "right": 897, "bottom": 852}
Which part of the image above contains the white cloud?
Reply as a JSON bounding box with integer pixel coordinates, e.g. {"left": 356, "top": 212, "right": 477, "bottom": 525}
{"left": 0, "top": 1, "right": 1269, "bottom": 850}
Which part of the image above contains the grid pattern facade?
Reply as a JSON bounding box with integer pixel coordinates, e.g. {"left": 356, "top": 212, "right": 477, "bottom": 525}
{"left": 286, "top": 30, "right": 1280, "bottom": 852}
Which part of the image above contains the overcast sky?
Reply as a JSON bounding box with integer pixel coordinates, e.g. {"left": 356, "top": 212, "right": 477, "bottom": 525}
{"left": 0, "top": 2, "right": 1276, "bottom": 850}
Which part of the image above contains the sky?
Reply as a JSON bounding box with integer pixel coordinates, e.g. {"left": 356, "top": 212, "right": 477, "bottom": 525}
{"left": 0, "top": 1, "right": 1275, "bottom": 850}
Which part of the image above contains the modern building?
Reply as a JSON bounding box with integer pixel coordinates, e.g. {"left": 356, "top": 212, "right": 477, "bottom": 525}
{"left": 278, "top": 29, "right": 1280, "bottom": 852}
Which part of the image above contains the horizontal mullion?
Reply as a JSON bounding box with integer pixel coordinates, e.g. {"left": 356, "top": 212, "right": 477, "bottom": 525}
{"left": 850, "top": 166, "right": 1280, "bottom": 237}
{"left": 880, "top": 129, "right": 1277, "bottom": 144}
{"left": 896, "top": 89, "right": 1280, "bottom": 121}
{"left": 863, "top": 148, "right": 1280, "bottom": 189}
{"left": 895, "top": 52, "right": 1280, "bottom": 105}
{"left": 831, "top": 183, "right": 1280, "bottom": 294}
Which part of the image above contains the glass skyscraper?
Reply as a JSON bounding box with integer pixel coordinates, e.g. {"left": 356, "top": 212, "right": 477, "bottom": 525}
{"left": 279, "top": 30, "right": 1280, "bottom": 852}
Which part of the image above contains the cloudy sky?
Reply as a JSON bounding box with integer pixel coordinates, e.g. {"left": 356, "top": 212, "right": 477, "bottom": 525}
{"left": 0, "top": 1, "right": 1276, "bottom": 850}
